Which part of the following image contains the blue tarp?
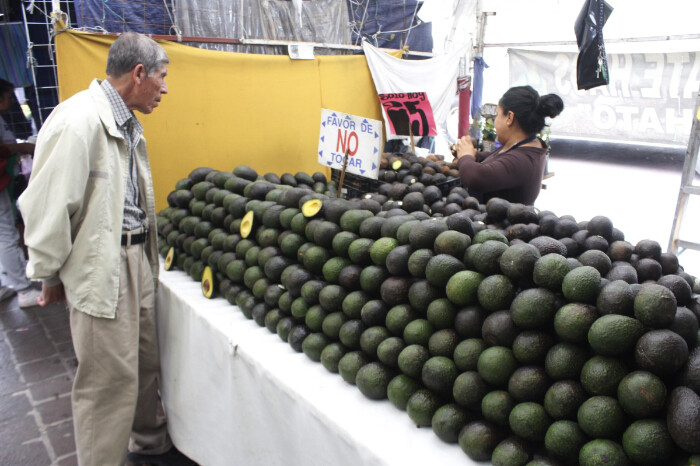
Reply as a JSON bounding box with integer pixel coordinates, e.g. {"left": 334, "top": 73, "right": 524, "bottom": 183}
{"left": 75, "top": 0, "right": 174, "bottom": 35}
{"left": 471, "top": 56, "right": 488, "bottom": 116}
{"left": 0, "top": 23, "right": 34, "bottom": 87}
{"left": 347, "top": 0, "right": 433, "bottom": 55}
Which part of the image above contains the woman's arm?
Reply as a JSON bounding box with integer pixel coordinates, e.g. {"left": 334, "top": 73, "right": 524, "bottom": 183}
{"left": 0, "top": 142, "right": 35, "bottom": 157}
{"left": 457, "top": 148, "right": 531, "bottom": 193}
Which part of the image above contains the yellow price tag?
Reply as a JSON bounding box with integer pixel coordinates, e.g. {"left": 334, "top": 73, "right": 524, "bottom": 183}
{"left": 697, "top": 105, "right": 700, "bottom": 121}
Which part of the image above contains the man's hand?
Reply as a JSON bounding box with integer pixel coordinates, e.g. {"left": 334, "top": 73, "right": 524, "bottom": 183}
{"left": 39, "top": 282, "right": 66, "bottom": 306}
{"left": 455, "top": 136, "right": 477, "bottom": 160}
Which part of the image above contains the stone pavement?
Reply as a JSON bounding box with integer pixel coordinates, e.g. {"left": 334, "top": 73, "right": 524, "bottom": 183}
{"left": 0, "top": 295, "right": 77, "bottom": 465}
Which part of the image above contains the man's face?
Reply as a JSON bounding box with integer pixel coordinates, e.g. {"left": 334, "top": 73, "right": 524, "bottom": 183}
{"left": 0, "top": 92, "right": 13, "bottom": 114}
{"left": 133, "top": 63, "right": 168, "bottom": 114}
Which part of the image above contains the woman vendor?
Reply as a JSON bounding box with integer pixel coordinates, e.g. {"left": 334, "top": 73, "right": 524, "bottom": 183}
{"left": 454, "top": 85, "right": 564, "bottom": 206}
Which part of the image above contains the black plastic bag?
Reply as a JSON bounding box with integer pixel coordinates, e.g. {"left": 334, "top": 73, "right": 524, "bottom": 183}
{"left": 575, "top": 0, "right": 614, "bottom": 90}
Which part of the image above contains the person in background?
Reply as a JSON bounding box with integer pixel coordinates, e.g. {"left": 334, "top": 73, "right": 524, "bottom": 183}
{"left": 454, "top": 85, "right": 564, "bottom": 206}
{"left": 0, "top": 78, "right": 41, "bottom": 307}
{"left": 18, "top": 33, "right": 194, "bottom": 465}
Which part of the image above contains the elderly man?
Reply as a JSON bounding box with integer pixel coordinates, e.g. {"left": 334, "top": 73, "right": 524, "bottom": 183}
{"left": 19, "top": 32, "right": 193, "bottom": 465}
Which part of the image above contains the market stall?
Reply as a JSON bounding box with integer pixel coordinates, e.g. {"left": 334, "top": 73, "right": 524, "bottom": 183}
{"left": 156, "top": 264, "right": 471, "bottom": 466}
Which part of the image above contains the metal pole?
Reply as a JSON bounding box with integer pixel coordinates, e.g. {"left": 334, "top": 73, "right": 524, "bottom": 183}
{"left": 19, "top": 9, "right": 43, "bottom": 127}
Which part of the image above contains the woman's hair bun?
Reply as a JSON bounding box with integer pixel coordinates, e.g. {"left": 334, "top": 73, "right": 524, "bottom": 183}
{"left": 537, "top": 94, "right": 564, "bottom": 119}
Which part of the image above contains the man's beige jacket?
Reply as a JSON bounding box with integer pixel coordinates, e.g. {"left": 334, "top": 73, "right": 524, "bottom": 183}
{"left": 18, "top": 79, "right": 159, "bottom": 318}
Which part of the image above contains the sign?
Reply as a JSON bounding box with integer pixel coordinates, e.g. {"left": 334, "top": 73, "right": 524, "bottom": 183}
{"left": 288, "top": 43, "right": 314, "bottom": 60}
{"left": 317, "top": 109, "right": 382, "bottom": 179}
{"left": 378, "top": 92, "right": 437, "bottom": 137}
{"left": 509, "top": 49, "right": 700, "bottom": 146}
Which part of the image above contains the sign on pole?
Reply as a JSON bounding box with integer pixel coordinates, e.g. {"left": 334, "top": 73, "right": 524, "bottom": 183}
{"left": 318, "top": 109, "right": 383, "bottom": 180}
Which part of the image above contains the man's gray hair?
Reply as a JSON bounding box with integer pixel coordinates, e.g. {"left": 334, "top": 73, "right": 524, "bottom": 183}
{"left": 106, "top": 31, "right": 169, "bottom": 78}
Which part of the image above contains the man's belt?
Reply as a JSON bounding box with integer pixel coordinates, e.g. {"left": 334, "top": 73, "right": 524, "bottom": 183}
{"left": 121, "top": 230, "right": 148, "bottom": 246}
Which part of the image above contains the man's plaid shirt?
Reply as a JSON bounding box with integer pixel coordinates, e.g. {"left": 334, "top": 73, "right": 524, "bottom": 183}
{"left": 101, "top": 79, "right": 147, "bottom": 231}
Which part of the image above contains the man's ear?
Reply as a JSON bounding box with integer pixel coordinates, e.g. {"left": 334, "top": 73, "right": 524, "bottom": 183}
{"left": 132, "top": 64, "right": 145, "bottom": 84}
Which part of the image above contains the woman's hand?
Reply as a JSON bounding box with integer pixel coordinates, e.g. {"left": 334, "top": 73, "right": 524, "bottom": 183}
{"left": 455, "top": 136, "right": 477, "bottom": 160}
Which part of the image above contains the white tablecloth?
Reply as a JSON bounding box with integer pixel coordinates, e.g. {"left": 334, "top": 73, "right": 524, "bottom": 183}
{"left": 156, "top": 266, "right": 474, "bottom": 466}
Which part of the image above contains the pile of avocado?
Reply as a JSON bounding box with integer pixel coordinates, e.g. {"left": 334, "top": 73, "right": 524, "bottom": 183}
{"left": 376, "top": 151, "right": 460, "bottom": 184}
{"left": 156, "top": 164, "right": 700, "bottom": 466}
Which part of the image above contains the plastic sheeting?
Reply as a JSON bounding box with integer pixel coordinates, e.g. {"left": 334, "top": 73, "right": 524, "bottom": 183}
{"left": 347, "top": 0, "right": 433, "bottom": 54}
{"left": 175, "top": 0, "right": 352, "bottom": 54}
{"left": 74, "top": 0, "right": 175, "bottom": 34}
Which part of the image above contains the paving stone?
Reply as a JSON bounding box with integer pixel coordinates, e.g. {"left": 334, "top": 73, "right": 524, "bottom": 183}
{"left": 41, "top": 301, "right": 70, "bottom": 317}
{"left": 56, "top": 341, "right": 76, "bottom": 358}
{"left": 0, "top": 439, "right": 51, "bottom": 466}
{"left": 0, "top": 391, "right": 32, "bottom": 423}
{"left": 7, "top": 325, "right": 51, "bottom": 350}
{"left": 46, "top": 419, "right": 75, "bottom": 458}
{"left": 29, "top": 374, "right": 73, "bottom": 403}
{"left": 0, "top": 359, "right": 24, "bottom": 395}
{"left": 0, "top": 413, "right": 42, "bottom": 445}
{"left": 18, "top": 357, "right": 66, "bottom": 384}
{"left": 36, "top": 394, "right": 72, "bottom": 425}
{"left": 12, "top": 340, "right": 58, "bottom": 364}
{"left": 0, "top": 298, "right": 18, "bottom": 315}
{"left": 0, "top": 308, "right": 40, "bottom": 330}
{"left": 0, "top": 300, "right": 78, "bottom": 465}
{"left": 39, "top": 301, "right": 68, "bottom": 313}
{"left": 49, "top": 325, "right": 73, "bottom": 345}
{"left": 58, "top": 453, "right": 78, "bottom": 466}
{"left": 41, "top": 312, "right": 70, "bottom": 331}
{"left": 0, "top": 337, "right": 12, "bottom": 363}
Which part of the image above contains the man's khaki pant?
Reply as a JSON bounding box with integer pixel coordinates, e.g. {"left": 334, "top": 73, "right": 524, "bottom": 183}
{"left": 69, "top": 241, "right": 171, "bottom": 466}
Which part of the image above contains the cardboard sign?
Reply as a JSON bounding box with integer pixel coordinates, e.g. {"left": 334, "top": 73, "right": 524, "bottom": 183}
{"left": 378, "top": 92, "right": 437, "bottom": 137}
{"left": 317, "top": 109, "right": 382, "bottom": 179}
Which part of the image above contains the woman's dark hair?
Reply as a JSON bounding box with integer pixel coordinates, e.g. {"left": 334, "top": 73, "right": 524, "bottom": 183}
{"left": 498, "top": 85, "right": 564, "bottom": 136}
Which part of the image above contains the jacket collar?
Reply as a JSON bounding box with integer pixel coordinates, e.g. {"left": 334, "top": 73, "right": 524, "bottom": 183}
{"left": 89, "top": 79, "right": 127, "bottom": 140}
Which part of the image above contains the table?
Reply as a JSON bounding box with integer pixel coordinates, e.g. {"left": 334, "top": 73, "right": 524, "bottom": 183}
{"left": 156, "top": 265, "right": 474, "bottom": 466}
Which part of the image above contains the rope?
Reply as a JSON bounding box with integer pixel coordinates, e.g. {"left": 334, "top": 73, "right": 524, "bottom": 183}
{"left": 164, "top": 0, "right": 182, "bottom": 41}
{"left": 25, "top": 42, "right": 38, "bottom": 69}
{"left": 100, "top": 0, "right": 127, "bottom": 30}
{"left": 348, "top": 0, "right": 422, "bottom": 47}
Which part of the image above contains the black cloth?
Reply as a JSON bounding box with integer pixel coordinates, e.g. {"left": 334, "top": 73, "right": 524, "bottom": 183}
{"left": 575, "top": 0, "right": 614, "bottom": 90}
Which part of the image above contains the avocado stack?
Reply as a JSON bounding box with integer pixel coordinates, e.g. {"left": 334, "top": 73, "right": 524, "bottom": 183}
{"left": 377, "top": 151, "right": 460, "bottom": 185}
{"left": 156, "top": 164, "right": 700, "bottom": 466}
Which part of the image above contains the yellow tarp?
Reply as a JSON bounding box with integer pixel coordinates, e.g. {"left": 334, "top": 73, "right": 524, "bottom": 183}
{"left": 55, "top": 30, "right": 399, "bottom": 210}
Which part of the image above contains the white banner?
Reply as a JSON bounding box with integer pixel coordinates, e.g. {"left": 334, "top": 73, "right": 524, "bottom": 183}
{"left": 509, "top": 49, "right": 700, "bottom": 145}
{"left": 362, "top": 40, "right": 466, "bottom": 141}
